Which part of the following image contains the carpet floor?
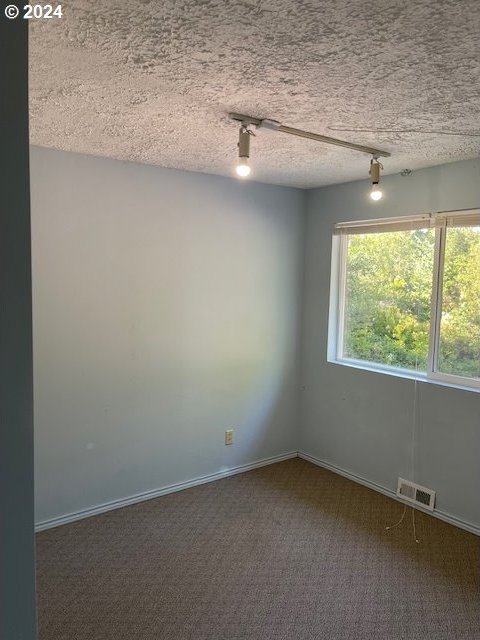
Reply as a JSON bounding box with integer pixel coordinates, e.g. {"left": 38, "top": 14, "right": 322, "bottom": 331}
{"left": 36, "top": 458, "right": 479, "bottom": 640}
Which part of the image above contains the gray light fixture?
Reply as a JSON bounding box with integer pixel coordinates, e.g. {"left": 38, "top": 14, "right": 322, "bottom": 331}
{"left": 369, "top": 157, "right": 383, "bottom": 201}
{"left": 229, "top": 112, "right": 391, "bottom": 158}
{"left": 229, "top": 112, "right": 391, "bottom": 194}
{"left": 235, "top": 124, "right": 253, "bottom": 178}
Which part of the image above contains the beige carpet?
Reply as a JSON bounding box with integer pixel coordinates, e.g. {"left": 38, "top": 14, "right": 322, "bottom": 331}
{"left": 36, "top": 458, "right": 479, "bottom": 639}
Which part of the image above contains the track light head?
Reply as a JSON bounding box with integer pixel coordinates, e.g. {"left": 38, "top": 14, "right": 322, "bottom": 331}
{"left": 235, "top": 124, "right": 253, "bottom": 178}
{"left": 369, "top": 157, "right": 383, "bottom": 201}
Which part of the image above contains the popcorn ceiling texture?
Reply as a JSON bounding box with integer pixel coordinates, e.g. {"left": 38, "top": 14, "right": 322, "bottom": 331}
{"left": 29, "top": 0, "right": 480, "bottom": 188}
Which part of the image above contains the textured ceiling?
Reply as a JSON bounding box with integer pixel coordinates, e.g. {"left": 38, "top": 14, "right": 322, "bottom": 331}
{"left": 29, "top": 0, "right": 480, "bottom": 188}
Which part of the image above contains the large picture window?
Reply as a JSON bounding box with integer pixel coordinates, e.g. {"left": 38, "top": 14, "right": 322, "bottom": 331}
{"left": 330, "top": 211, "right": 480, "bottom": 389}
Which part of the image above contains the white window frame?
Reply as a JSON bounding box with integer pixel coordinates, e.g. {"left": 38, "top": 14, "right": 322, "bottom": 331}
{"left": 328, "top": 209, "right": 480, "bottom": 392}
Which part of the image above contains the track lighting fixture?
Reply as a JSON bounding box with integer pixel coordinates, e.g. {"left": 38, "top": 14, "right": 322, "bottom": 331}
{"left": 235, "top": 124, "right": 253, "bottom": 178}
{"left": 229, "top": 113, "right": 391, "bottom": 190}
{"left": 369, "top": 157, "right": 383, "bottom": 201}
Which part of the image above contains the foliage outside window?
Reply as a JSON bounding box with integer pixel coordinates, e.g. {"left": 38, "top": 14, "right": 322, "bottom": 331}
{"left": 331, "top": 211, "right": 480, "bottom": 389}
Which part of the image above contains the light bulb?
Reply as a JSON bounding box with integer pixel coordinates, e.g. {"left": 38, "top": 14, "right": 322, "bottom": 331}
{"left": 370, "top": 185, "right": 383, "bottom": 201}
{"left": 236, "top": 158, "right": 251, "bottom": 178}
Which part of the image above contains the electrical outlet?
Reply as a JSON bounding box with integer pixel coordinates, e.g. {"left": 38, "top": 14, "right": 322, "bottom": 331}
{"left": 225, "top": 429, "right": 234, "bottom": 445}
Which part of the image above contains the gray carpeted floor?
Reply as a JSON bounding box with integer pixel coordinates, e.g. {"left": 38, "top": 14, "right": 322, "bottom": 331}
{"left": 36, "top": 458, "right": 479, "bottom": 639}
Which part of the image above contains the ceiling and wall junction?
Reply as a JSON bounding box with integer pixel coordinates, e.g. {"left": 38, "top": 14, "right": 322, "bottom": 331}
{"left": 30, "top": 0, "right": 480, "bottom": 187}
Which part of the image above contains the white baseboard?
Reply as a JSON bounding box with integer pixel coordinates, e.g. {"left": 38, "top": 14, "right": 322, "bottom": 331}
{"left": 36, "top": 449, "right": 480, "bottom": 537}
{"left": 298, "top": 451, "right": 480, "bottom": 537}
{"left": 35, "top": 451, "right": 298, "bottom": 532}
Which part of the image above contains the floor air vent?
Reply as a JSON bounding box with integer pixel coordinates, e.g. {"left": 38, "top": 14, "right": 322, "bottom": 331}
{"left": 397, "top": 478, "right": 435, "bottom": 511}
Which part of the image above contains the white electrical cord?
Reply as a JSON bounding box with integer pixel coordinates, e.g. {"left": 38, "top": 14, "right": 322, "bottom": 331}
{"left": 386, "top": 505, "right": 407, "bottom": 531}
{"left": 386, "top": 378, "right": 421, "bottom": 543}
{"left": 329, "top": 127, "right": 480, "bottom": 138}
{"left": 412, "top": 506, "right": 420, "bottom": 544}
{"left": 411, "top": 379, "right": 420, "bottom": 543}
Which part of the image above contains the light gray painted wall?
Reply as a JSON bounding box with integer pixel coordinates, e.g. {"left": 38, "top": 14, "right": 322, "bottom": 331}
{"left": 301, "top": 158, "right": 480, "bottom": 530}
{"left": 31, "top": 147, "right": 480, "bottom": 532}
{"left": 31, "top": 147, "right": 305, "bottom": 524}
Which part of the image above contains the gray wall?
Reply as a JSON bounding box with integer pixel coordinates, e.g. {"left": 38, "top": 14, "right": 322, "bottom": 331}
{"left": 31, "top": 147, "right": 305, "bottom": 524}
{"left": 0, "top": 19, "right": 37, "bottom": 640}
{"left": 301, "top": 158, "right": 480, "bottom": 530}
{"left": 31, "top": 146, "right": 480, "bottom": 532}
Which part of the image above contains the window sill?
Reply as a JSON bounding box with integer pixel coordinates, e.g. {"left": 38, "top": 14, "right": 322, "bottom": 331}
{"left": 329, "top": 357, "right": 480, "bottom": 394}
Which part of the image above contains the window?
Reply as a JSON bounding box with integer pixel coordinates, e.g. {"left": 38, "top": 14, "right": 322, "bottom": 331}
{"left": 329, "top": 210, "right": 480, "bottom": 390}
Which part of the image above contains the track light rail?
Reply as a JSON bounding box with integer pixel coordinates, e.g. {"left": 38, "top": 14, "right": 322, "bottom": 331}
{"left": 228, "top": 112, "right": 391, "bottom": 158}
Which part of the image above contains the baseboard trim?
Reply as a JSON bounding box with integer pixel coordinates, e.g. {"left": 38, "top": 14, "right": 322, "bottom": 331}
{"left": 35, "top": 451, "right": 298, "bottom": 532}
{"left": 298, "top": 451, "right": 480, "bottom": 537}
{"left": 36, "top": 450, "right": 480, "bottom": 537}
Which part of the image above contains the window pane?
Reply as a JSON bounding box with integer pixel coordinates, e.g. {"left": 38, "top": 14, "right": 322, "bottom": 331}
{"left": 438, "top": 225, "right": 480, "bottom": 379}
{"left": 342, "top": 229, "right": 435, "bottom": 371}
